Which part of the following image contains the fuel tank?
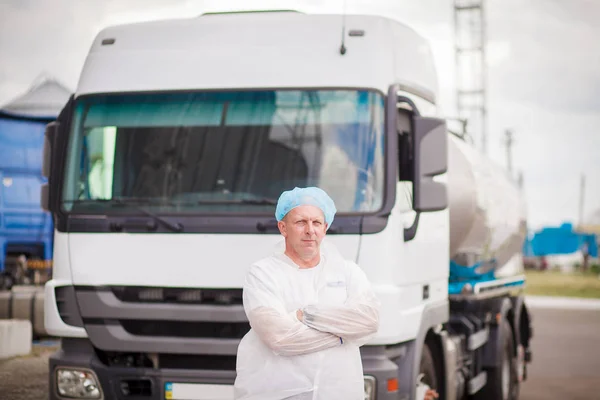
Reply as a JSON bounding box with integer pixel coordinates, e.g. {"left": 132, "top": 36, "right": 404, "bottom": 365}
{"left": 447, "top": 134, "right": 527, "bottom": 278}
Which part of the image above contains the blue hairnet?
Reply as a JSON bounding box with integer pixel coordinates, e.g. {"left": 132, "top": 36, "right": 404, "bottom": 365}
{"left": 275, "top": 187, "right": 337, "bottom": 227}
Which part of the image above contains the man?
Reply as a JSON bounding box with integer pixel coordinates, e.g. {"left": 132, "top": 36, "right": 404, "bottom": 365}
{"left": 234, "top": 186, "right": 380, "bottom": 400}
{"left": 234, "top": 187, "right": 439, "bottom": 400}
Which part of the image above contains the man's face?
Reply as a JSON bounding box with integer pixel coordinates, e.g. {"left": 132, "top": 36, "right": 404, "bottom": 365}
{"left": 278, "top": 205, "right": 328, "bottom": 261}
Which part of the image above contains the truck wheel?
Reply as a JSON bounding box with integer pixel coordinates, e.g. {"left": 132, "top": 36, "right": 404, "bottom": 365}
{"left": 477, "top": 320, "right": 519, "bottom": 400}
{"left": 419, "top": 342, "right": 438, "bottom": 391}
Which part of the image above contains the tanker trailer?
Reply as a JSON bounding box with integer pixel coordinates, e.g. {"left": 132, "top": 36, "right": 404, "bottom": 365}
{"left": 437, "top": 133, "right": 532, "bottom": 400}
{"left": 448, "top": 133, "right": 528, "bottom": 293}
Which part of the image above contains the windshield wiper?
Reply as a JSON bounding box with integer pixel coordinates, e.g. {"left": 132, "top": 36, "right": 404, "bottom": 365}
{"left": 112, "top": 198, "right": 184, "bottom": 232}
{"left": 196, "top": 198, "right": 278, "bottom": 205}
{"left": 64, "top": 198, "right": 183, "bottom": 233}
{"left": 238, "top": 198, "right": 278, "bottom": 205}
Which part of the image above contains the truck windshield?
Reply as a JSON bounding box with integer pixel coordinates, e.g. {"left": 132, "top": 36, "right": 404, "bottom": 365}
{"left": 61, "top": 90, "right": 385, "bottom": 215}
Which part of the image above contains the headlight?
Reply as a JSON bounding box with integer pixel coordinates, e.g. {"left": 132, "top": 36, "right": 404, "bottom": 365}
{"left": 56, "top": 368, "right": 101, "bottom": 399}
{"left": 364, "top": 376, "right": 376, "bottom": 400}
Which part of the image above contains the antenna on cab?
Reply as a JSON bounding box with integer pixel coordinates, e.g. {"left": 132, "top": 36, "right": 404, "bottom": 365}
{"left": 339, "top": 0, "right": 348, "bottom": 55}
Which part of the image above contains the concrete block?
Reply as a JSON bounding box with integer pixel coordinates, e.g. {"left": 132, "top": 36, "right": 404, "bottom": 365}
{"left": 0, "top": 291, "right": 10, "bottom": 319}
{"left": 0, "top": 319, "right": 32, "bottom": 359}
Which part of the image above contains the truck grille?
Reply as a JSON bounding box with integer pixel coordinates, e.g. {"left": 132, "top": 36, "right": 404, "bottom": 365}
{"left": 160, "top": 353, "right": 237, "bottom": 370}
{"left": 120, "top": 320, "right": 250, "bottom": 339}
{"left": 74, "top": 286, "right": 248, "bottom": 356}
{"left": 110, "top": 286, "right": 243, "bottom": 305}
{"left": 96, "top": 348, "right": 237, "bottom": 371}
{"left": 119, "top": 379, "right": 153, "bottom": 397}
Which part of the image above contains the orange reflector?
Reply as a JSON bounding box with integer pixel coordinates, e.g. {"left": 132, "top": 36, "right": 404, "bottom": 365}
{"left": 387, "top": 378, "right": 399, "bottom": 392}
{"left": 496, "top": 313, "right": 502, "bottom": 323}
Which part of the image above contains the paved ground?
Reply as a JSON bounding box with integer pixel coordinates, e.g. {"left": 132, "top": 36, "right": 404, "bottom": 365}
{"left": 0, "top": 341, "right": 57, "bottom": 400}
{"left": 520, "top": 307, "right": 600, "bottom": 400}
{"left": 1, "top": 303, "right": 599, "bottom": 400}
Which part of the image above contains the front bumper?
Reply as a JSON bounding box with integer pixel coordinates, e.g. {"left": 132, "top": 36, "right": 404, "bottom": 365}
{"left": 50, "top": 339, "right": 407, "bottom": 400}
{"left": 360, "top": 346, "right": 409, "bottom": 400}
{"left": 49, "top": 339, "right": 236, "bottom": 400}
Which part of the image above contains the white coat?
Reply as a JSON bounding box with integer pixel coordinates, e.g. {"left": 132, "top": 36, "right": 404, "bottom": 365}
{"left": 234, "top": 241, "right": 380, "bottom": 400}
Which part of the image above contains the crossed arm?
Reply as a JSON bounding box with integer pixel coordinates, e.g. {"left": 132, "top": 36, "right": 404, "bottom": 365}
{"left": 244, "top": 263, "right": 380, "bottom": 357}
{"left": 248, "top": 305, "right": 343, "bottom": 356}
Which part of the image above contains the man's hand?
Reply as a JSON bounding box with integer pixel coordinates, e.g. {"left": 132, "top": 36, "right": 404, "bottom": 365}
{"left": 296, "top": 309, "right": 304, "bottom": 322}
{"left": 424, "top": 389, "right": 439, "bottom": 400}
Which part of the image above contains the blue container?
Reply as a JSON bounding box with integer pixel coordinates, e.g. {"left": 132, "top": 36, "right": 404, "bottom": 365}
{"left": 524, "top": 222, "right": 598, "bottom": 258}
{"left": 0, "top": 110, "right": 54, "bottom": 273}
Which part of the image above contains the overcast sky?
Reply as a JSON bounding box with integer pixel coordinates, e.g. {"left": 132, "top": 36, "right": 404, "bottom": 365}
{"left": 0, "top": 0, "right": 598, "bottom": 229}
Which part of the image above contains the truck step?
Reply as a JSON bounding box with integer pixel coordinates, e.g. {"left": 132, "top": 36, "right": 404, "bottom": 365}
{"left": 467, "top": 371, "right": 487, "bottom": 395}
{"left": 449, "top": 275, "right": 526, "bottom": 300}
{"left": 468, "top": 327, "right": 489, "bottom": 351}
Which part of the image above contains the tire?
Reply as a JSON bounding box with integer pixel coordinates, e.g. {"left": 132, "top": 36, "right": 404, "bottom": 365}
{"left": 0, "top": 273, "right": 14, "bottom": 291}
{"left": 476, "top": 319, "right": 520, "bottom": 400}
{"left": 419, "top": 342, "right": 439, "bottom": 391}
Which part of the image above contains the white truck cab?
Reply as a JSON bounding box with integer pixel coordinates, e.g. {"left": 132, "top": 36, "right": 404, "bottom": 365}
{"left": 43, "top": 10, "right": 531, "bottom": 400}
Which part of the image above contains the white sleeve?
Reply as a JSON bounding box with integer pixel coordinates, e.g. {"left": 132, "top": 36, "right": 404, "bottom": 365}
{"left": 300, "top": 262, "right": 380, "bottom": 346}
{"left": 243, "top": 264, "right": 342, "bottom": 357}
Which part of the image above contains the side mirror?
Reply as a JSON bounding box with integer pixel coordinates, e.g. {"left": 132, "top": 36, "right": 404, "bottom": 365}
{"left": 42, "top": 121, "right": 58, "bottom": 178}
{"left": 41, "top": 184, "right": 50, "bottom": 212}
{"left": 41, "top": 121, "right": 59, "bottom": 212}
{"left": 41, "top": 94, "right": 75, "bottom": 214}
{"left": 412, "top": 116, "right": 448, "bottom": 212}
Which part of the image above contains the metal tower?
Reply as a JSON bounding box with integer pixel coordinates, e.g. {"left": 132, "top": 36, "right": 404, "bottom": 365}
{"left": 454, "top": 0, "right": 487, "bottom": 154}
{"left": 504, "top": 128, "right": 514, "bottom": 175}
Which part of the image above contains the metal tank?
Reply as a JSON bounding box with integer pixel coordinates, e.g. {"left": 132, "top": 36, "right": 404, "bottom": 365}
{"left": 447, "top": 134, "right": 527, "bottom": 278}
{"left": 0, "top": 286, "right": 47, "bottom": 337}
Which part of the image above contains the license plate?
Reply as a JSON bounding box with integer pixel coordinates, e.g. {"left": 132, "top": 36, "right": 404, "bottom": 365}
{"left": 165, "top": 382, "right": 234, "bottom": 400}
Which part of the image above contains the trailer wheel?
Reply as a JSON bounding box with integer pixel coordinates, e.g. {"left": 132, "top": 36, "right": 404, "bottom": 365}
{"left": 419, "top": 342, "right": 438, "bottom": 391}
{"left": 477, "top": 320, "right": 520, "bottom": 400}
